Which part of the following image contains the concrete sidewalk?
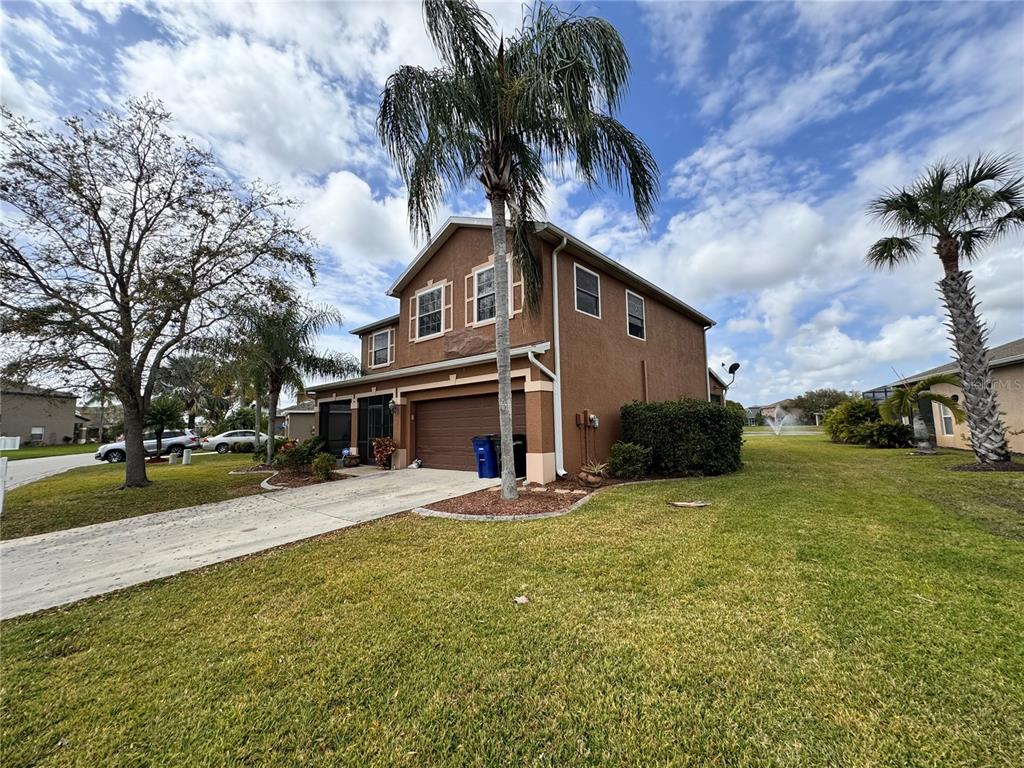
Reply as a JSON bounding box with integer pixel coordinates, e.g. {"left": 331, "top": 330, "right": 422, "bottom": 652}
{"left": 0, "top": 468, "right": 496, "bottom": 619}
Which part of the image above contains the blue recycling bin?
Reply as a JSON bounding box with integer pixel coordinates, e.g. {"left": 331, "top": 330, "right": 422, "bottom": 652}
{"left": 472, "top": 435, "right": 499, "bottom": 478}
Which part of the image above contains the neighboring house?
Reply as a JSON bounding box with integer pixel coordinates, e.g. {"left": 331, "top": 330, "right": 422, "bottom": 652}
{"left": 0, "top": 381, "right": 79, "bottom": 445}
{"left": 272, "top": 401, "right": 317, "bottom": 440}
{"left": 306, "top": 217, "right": 715, "bottom": 484}
{"left": 708, "top": 368, "right": 727, "bottom": 404}
{"left": 74, "top": 403, "right": 123, "bottom": 443}
{"left": 882, "top": 336, "right": 1024, "bottom": 454}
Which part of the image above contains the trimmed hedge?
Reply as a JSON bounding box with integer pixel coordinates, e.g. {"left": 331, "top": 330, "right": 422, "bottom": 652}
{"left": 608, "top": 441, "right": 653, "bottom": 479}
{"left": 860, "top": 421, "right": 913, "bottom": 448}
{"left": 822, "top": 399, "right": 880, "bottom": 444}
{"left": 620, "top": 399, "right": 744, "bottom": 477}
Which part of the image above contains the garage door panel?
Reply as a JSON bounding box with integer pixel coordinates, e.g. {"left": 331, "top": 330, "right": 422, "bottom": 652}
{"left": 415, "top": 392, "right": 525, "bottom": 470}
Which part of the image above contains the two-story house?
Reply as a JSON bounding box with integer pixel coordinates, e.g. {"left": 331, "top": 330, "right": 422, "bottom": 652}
{"left": 306, "top": 217, "right": 715, "bottom": 485}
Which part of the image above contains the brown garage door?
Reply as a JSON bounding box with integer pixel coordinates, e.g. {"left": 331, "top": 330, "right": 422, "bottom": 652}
{"left": 414, "top": 392, "right": 526, "bottom": 470}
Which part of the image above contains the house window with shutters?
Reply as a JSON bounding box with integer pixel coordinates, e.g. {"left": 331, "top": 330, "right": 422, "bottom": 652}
{"left": 475, "top": 266, "right": 496, "bottom": 323}
{"left": 416, "top": 285, "right": 444, "bottom": 340}
{"left": 939, "top": 402, "right": 955, "bottom": 436}
{"left": 370, "top": 329, "right": 392, "bottom": 368}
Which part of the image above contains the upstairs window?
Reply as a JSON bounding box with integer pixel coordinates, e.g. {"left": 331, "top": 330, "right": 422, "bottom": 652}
{"left": 475, "top": 266, "right": 496, "bottom": 323}
{"left": 626, "top": 290, "right": 646, "bottom": 339}
{"left": 574, "top": 263, "right": 601, "bottom": 317}
{"left": 417, "top": 285, "right": 443, "bottom": 339}
{"left": 371, "top": 329, "right": 391, "bottom": 367}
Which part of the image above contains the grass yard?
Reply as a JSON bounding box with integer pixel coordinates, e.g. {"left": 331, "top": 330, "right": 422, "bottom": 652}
{"left": 0, "top": 443, "right": 97, "bottom": 461}
{"left": 2, "top": 437, "right": 1022, "bottom": 766}
{"left": 0, "top": 455, "right": 267, "bottom": 540}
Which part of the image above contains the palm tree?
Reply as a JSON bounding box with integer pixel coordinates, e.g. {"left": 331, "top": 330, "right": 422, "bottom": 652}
{"left": 156, "top": 354, "right": 230, "bottom": 431}
{"left": 83, "top": 385, "right": 115, "bottom": 443}
{"left": 144, "top": 396, "right": 184, "bottom": 457}
{"left": 866, "top": 155, "right": 1023, "bottom": 464}
{"left": 241, "top": 297, "right": 360, "bottom": 464}
{"left": 880, "top": 373, "right": 965, "bottom": 454}
{"left": 378, "top": 0, "right": 659, "bottom": 498}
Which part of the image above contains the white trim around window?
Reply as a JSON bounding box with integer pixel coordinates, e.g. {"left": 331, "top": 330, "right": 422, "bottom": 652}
{"left": 938, "top": 402, "right": 955, "bottom": 436}
{"left": 473, "top": 263, "right": 498, "bottom": 325}
{"left": 369, "top": 328, "right": 392, "bottom": 368}
{"left": 625, "top": 289, "right": 646, "bottom": 340}
{"left": 414, "top": 283, "right": 445, "bottom": 341}
{"left": 574, "top": 262, "right": 601, "bottom": 318}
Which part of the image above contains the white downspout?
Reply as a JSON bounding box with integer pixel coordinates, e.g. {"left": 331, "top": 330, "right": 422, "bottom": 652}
{"left": 541, "top": 236, "right": 569, "bottom": 477}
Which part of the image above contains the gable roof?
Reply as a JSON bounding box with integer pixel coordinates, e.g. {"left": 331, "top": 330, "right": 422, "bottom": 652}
{"left": 349, "top": 315, "right": 400, "bottom": 337}
{"left": 891, "top": 336, "right": 1024, "bottom": 385}
{"left": 708, "top": 367, "right": 728, "bottom": 388}
{"left": 0, "top": 380, "right": 76, "bottom": 399}
{"left": 387, "top": 217, "right": 715, "bottom": 328}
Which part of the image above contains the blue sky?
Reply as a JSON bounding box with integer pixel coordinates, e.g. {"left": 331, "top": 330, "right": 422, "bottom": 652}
{"left": 3, "top": 0, "right": 1022, "bottom": 406}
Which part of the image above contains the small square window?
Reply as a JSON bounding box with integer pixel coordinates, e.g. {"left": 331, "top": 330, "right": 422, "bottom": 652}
{"left": 371, "top": 330, "right": 391, "bottom": 366}
{"left": 417, "top": 286, "right": 443, "bottom": 339}
{"left": 575, "top": 264, "right": 600, "bottom": 317}
{"left": 626, "top": 290, "right": 645, "bottom": 339}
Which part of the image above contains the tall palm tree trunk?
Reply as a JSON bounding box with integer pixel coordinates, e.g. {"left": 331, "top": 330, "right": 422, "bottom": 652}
{"left": 266, "top": 387, "right": 279, "bottom": 465}
{"left": 489, "top": 194, "right": 518, "bottom": 500}
{"left": 938, "top": 269, "right": 1010, "bottom": 463}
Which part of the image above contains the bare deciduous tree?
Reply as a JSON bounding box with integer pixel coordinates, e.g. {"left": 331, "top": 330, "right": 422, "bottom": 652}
{"left": 1, "top": 98, "right": 315, "bottom": 487}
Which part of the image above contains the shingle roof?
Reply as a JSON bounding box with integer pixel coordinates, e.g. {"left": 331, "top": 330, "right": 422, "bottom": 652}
{"left": 895, "top": 336, "right": 1024, "bottom": 384}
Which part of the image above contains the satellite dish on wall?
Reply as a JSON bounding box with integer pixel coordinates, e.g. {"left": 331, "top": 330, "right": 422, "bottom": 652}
{"left": 728, "top": 362, "right": 741, "bottom": 375}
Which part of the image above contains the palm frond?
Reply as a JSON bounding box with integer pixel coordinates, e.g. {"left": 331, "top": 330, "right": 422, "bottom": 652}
{"left": 422, "top": 0, "right": 495, "bottom": 74}
{"left": 915, "top": 372, "right": 961, "bottom": 390}
{"left": 880, "top": 387, "right": 913, "bottom": 421}
{"left": 918, "top": 392, "right": 966, "bottom": 422}
{"left": 865, "top": 236, "right": 920, "bottom": 270}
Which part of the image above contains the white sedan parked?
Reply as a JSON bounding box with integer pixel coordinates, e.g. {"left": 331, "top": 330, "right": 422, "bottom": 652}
{"left": 201, "top": 430, "right": 270, "bottom": 454}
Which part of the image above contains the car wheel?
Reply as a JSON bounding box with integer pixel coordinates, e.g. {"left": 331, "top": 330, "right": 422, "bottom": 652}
{"left": 170, "top": 445, "right": 185, "bottom": 457}
{"left": 106, "top": 449, "right": 126, "bottom": 463}
{"left": 216, "top": 443, "right": 229, "bottom": 454}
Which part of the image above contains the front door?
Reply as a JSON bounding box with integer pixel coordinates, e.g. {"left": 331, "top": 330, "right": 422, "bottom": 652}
{"left": 357, "top": 394, "right": 393, "bottom": 462}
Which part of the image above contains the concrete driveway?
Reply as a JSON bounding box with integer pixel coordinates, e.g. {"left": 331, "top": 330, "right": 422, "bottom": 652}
{"left": 0, "top": 468, "right": 496, "bottom": 619}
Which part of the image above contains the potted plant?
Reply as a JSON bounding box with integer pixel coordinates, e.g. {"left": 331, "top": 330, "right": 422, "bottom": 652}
{"left": 372, "top": 436, "right": 397, "bottom": 469}
{"left": 578, "top": 460, "right": 609, "bottom": 487}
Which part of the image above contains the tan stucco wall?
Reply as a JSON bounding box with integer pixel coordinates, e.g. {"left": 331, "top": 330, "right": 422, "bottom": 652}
{"left": 556, "top": 252, "right": 709, "bottom": 472}
{"left": 285, "top": 412, "right": 315, "bottom": 440}
{"left": 0, "top": 391, "right": 78, "bottom": 445}
{"left": 929, "top": 363, "right": 1024, "bottom": 453}
{"left": 384, "top": 227, "right": 555, "bottom": 373}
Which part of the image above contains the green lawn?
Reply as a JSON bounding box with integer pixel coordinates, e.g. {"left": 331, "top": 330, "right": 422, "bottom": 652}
{"left": 2, "top": 438, "right": 1022, "bottom": 766}
{"left": 0, "top": 455, "right": 267, "bottom": 540}
{"left": 0, "top": 443, "right": 97, "bottom": 461}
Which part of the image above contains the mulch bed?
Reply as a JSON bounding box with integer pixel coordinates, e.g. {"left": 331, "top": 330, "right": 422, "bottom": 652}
{"left": 428, "top": 475, "right": 622, "bottom": 517}
{"left": 949, "top": 461, "right": 1024, "bottom": 472}
{"left": 268, "top": 470, "right": 351, "bottom": 488}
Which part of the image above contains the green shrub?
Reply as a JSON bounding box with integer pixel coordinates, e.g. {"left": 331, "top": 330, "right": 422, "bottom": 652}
{"left": 822, "top": 399, "right": 880, "bottom": 444}
{"left": 273, "top": 436, "right": 328, "bottom": 467}
{"left": 620, "top": 398, "right": 744, "bottom": 477}
{"left": 861, "top": 421, "right": 913, "bottom": 448}
{"left": 608, "top": 441, "right": 653, "bottom": 479}
{"left": 311, "top": 452, "right": 336, "bottom": 480}
{"left": 230, "top": 440, "right": 254, "bottom": 453}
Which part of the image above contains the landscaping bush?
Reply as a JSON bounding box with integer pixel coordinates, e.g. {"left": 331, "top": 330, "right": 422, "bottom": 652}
{"left": 822, "top": 399, "right": 880, "bottom": 444}
{"left": 311, "top": 452, "right": 336, "bottom": 481}
{"left": 861, "top": 421, "right": 913, "bottom": 448}
{"left": 230, "top": 440, "right": 255, "bottom": 453}
{"left": 273, "top": 436, "right": 328, "bottom": 468}
{"left": 620, "top": 398, "right": 744, "bottom": 477}
{"left": 608, "top": 441, "right": 653, "bottom": 479}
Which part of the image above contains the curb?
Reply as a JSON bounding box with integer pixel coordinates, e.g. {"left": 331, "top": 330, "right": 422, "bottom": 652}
{"left": 413, "top": 489, "right": 597, "bottom": 522}
{"left": 411, "top": 476, "right": 699, "bottom": 523}
{"left": 228, "top": 469, "right": 285, "bottom": 490}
